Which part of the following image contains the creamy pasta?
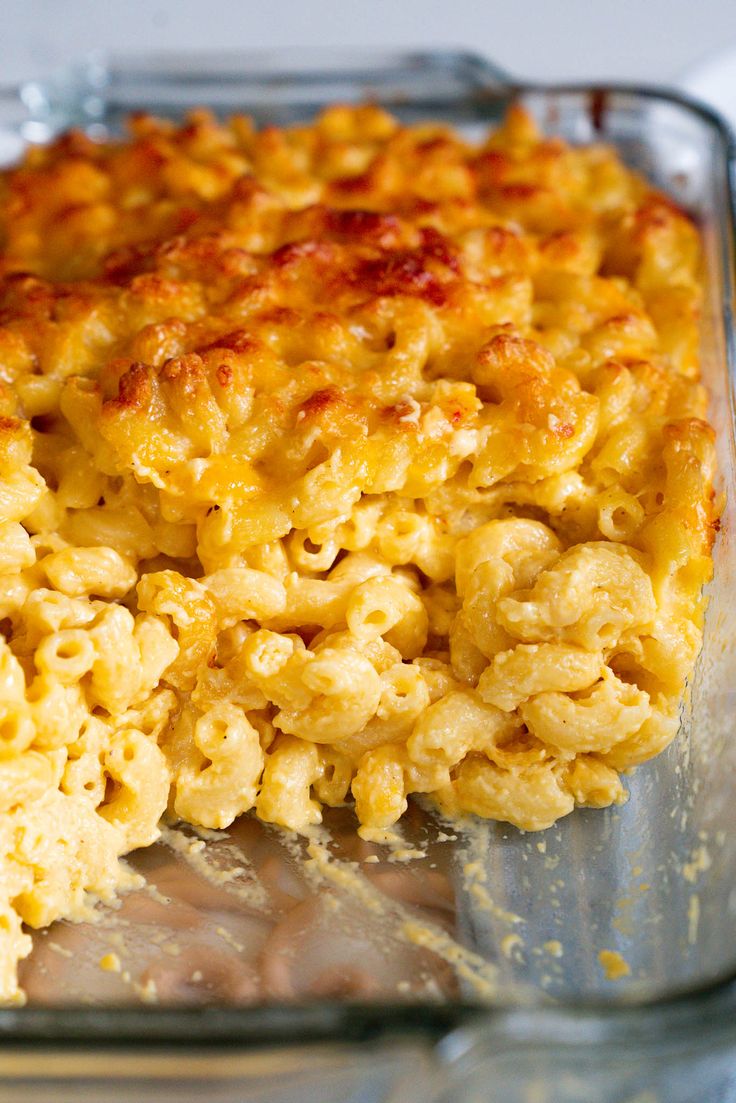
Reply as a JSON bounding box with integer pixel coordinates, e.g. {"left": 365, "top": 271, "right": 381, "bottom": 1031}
{"left": 0, "top": 103, "right": 717, "bottom": 1002}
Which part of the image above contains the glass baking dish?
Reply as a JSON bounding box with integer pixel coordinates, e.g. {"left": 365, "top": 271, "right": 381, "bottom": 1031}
{"left": 0, "top": 49, "right": 735, "bottom": 1103}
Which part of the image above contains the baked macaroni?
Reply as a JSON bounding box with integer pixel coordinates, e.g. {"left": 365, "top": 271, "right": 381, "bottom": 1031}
{"left": 0, "top": 104, "right": 717, "bottom": 1002}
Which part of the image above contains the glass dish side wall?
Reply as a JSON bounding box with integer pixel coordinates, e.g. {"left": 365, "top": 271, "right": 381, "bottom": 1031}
{"left": 453, "top": 85, "right": 736, "bottom": 1002}
{"left": 0, "top": 58, "right": 735, "bottom": 1093}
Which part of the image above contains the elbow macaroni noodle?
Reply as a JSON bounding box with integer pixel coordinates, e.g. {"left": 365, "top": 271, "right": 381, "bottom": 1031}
{"left": 0, "top": 103, "right": 718, "bottom": 1001}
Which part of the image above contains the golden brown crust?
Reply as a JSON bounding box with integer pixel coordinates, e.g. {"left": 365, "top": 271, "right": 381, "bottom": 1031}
{"left": 0, "top": 101, "right": 715, "bottom": 585}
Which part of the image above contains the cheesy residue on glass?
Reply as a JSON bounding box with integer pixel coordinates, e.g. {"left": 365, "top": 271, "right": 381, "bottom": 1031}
{"left": 0, "top": 104, "right": 717, "bottom": 1002}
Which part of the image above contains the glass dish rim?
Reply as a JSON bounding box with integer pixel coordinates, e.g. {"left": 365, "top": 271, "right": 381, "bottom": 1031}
{"left": 0, "top": 51, "right": 735, "bottom": 1051}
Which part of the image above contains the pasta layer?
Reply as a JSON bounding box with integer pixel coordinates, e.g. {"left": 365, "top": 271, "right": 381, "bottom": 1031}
{"left": 0, "top": 104, "right": 717, "bottom": 1002}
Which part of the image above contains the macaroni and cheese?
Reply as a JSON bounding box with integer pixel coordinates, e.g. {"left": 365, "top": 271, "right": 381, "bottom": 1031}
{"left": 0, "top": 103, "right": 717, "bottom": 1002}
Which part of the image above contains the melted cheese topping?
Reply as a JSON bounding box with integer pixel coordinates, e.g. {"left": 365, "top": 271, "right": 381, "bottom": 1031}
{"left": 0, "top": 104, "right": 717, "bottom": 1002}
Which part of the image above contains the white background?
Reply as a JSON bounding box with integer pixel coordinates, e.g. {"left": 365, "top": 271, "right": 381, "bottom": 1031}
{"left": 1, "top": 0, "right": 735, "bottom": 88}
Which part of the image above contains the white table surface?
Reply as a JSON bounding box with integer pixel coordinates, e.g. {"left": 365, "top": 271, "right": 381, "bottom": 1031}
{"left": 2, "top": 0, "right": 736, "bottom": 89}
